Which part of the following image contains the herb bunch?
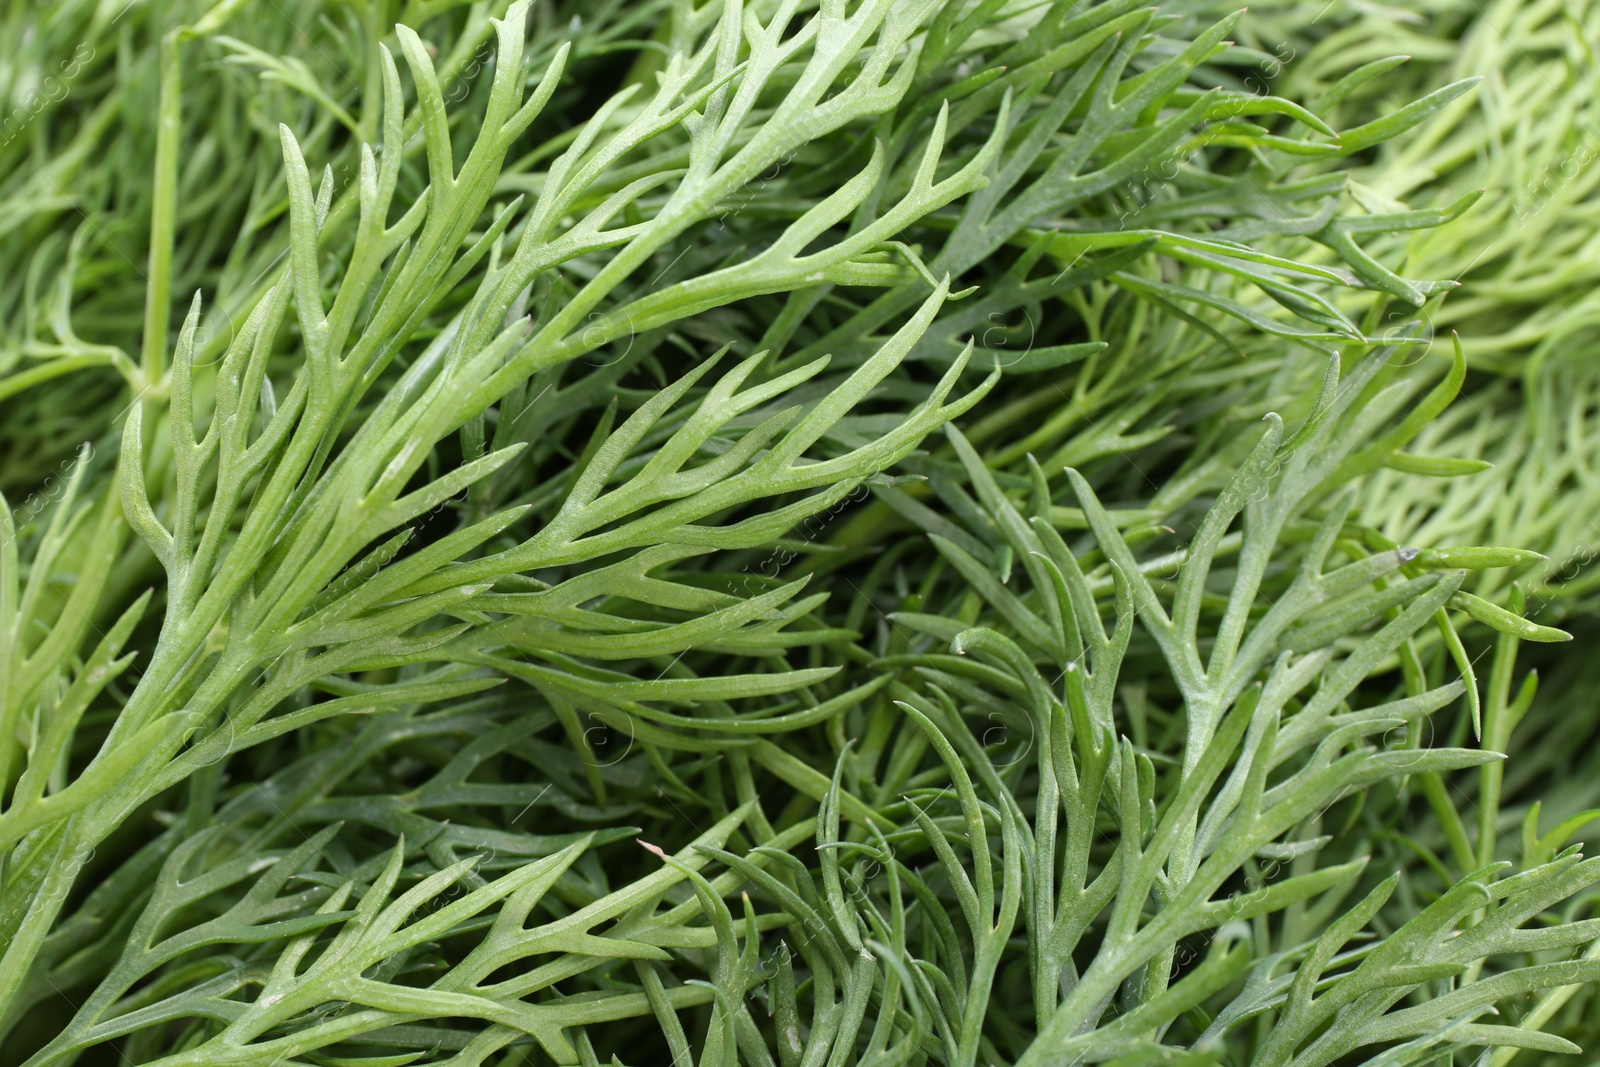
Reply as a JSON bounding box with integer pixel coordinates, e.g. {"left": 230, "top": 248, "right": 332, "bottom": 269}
{"left": 1, "top": 0, "right": 1596, "bottom": 1064}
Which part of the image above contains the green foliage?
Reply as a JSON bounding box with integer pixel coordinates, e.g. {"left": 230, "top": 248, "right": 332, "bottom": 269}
{"left": 1, "top": 0, "right": 1596, "bottom": 1064}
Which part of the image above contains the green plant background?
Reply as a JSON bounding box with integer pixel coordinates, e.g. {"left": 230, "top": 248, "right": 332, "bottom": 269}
{"left": 1, "top": 0, "right": 1598, "bottom": 1063}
